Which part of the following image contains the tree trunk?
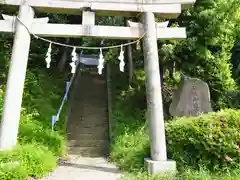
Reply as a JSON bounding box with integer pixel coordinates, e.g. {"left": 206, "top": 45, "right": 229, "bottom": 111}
{"left": 124, "top": 17, "right": 134, "bottom": 85}
{"left": 58, "top": 38, "right": 70, "bottom": 72}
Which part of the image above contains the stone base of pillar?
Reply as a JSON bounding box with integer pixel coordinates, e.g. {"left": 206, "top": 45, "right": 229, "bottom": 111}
{"left": 144, "top": 158, "right": 176, "bottom": 175}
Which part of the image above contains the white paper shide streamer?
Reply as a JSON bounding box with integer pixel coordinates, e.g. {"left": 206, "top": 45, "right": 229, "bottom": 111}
{"left": 70, "top": 47, "right": 78, "bottom": 74}
{"left": 45, "top": 43, "right": 52, "bottom": 68}
{"left": 97, "top": 48, "right": 104, "bottom": 75}
{"left": 118, "top": 45, "right": 125, "bottom": 72}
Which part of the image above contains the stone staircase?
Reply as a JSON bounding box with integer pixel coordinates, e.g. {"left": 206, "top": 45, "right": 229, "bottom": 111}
{"left": 67, "top": 68, "right": 109, "bottom": 157}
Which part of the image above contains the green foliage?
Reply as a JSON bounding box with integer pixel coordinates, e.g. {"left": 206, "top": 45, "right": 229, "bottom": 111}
{"left": 0, "top": 51, "right": 66, "bottom": 179}
{"left": 166, "top": 109, "right": 240, "bottom": 170}
{"left": 0, "top": 144, "right": 57, "bottom": 180}
{"left": 123, "top": 168, "right": 240, "bottom": 180}
{"left": 176, "top": 167, "right": 240, "bottom": 180}
{"left": 122, "top": 171, "right": 172, "bottom": 180}
{"left": 161, "top": 0, "right": 240, "bottom": 109}
{"left": 110, "top": 89, "right": 240, "bottom": 179}
{"left": 0, "top": 68, "right": 67, "bottom": 179}
{"left": 18, "top": 114, "right": 66, "bottom": 156}
{"left": 109, "top": 101, "right": 149, "bottom": 172}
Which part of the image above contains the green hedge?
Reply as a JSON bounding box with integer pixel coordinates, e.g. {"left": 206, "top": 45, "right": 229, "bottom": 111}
{"left": 166, "top": 109, "right": 240, "bottom": 170}
{"left": 110, "top": 99, "right": 240, "bottom": 175}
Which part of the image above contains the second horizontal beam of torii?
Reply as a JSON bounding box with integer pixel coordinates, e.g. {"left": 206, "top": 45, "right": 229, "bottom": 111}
{"left": 0, "top": 19, "right": 186, "bottom": 40}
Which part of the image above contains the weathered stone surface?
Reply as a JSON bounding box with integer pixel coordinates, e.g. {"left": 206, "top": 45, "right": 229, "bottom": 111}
{"left": 169, "top": 76, "right": 212, "bottom": 117}
{"left": 67, "top": 68, "right": 109, "bottom": 157}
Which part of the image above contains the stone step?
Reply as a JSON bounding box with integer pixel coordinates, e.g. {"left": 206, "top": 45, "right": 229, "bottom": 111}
{"left": 68, "top": 122, "right": 108, "bottom": 127}
{"left": 69, "top": 118, "right": 108, "bottom": 122}
{"left": 74, "top": 111, "right": 107, "bottom": 115}
{"left": 70, "top": 115, "right": 108, "bottom": 120}
{"left": 68, "top": 118, "right": 108, "bottom": 124}
{"left": 68, "top": 133, "right": 109, "bottom": 141}
{"left": 68, "top": 125, "right": 108, "bottom": 132}
{"left": 72, "top": 109, "right": 107, "bottom": 112}
{"left": 68, "top": 132, "right": 108, "bottom": 138}
{"left": 69, "top": 119, "right": 108, "bottom": 124}
{"left": 67, "top": 110, "right": 108, "bottom": 116}
{"left": 68, "top": 130, "right": 109, "bottom": 138}
{"left": 69, "top": 116, "right": 108, "bottom": 120}
{"left": 70, "top": 114, "right": 108, "bottom": 119}
{"left": 67, "top": 146, "right": 109, "bottom": 157}
{"left": 68, "top": 124, "right": 108, "bottom": 129}
{"left": 68, "top": 123, "right": 108, "bottom": 129}
{"left": 68, "top": 139, "right": 109, "bottom": 147}
{"left": 72, "top": 106, "right": 107, "bottom": 110}
{"left": 68, "top": 108, "right": 108, "bottom": 113}
{"left": 72, "top": 97, "right": 107, "bottom": 100}
{"left": 74, "top": 99, "right": 107, "bottom": 102}
{"left": 67, "top": 69, "right": 108, "bottom": 157}
{"left": 68, "top": 124, "right": 109, "bottom": 131}
{"left": 68, "top": 113, "right": 108, "bottom": 119}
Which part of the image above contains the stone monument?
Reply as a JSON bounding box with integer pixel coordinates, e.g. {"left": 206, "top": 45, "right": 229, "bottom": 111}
{"left": 169, "top": 75, "right": 212, "bottom": 117}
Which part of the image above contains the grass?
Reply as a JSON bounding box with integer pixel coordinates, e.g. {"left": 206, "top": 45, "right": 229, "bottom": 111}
{"left": 121, "top": 169, "right": 240, "bottom": 180}
{"left": 109, "top": 90, "right": 240, "bottom": 180}
{"left": 0, "top": 67, "right": 68, "bottom": 180}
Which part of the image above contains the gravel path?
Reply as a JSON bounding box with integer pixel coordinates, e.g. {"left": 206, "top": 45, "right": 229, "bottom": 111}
{"left": 41, "top": 156, "right": 121, "bottom": 180}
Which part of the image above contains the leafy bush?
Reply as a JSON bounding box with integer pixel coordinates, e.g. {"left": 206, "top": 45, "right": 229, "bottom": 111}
{"left": 110, "top": 94, "right": 240, "bottom": 179}
{"left": 0, "top": 67, "right": 67, "bottom": 179}
{"left": 166, "top": 109, "right": 240, "bottom": 170}
{"left": 0, "top": 30, "right": 67, "bottom": 180}
{"left": 0, "top": 144, "right": 57, "bottom": 180}
{"left": 18, "top": 112, "right": 66, "bottom": 156}
{"left": 176, "top": 167, "right": 240, "bottom": 180}
{"left": 109, "top": 101, "right": 149, "bottom": 172}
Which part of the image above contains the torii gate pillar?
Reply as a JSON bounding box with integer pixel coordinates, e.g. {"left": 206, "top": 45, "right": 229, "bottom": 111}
{"left": 0, "top": 5, "right": 34, "bottom": 150}
{"left": 142, "top": 12, "right": 176, "bottom": 174}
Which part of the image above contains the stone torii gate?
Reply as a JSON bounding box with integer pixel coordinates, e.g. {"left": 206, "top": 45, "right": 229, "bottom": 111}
{"left": 0, "top": 0, "right": 195, "bottom": 174}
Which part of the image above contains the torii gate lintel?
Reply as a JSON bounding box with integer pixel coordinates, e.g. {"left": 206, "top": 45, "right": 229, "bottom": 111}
{"left": 0, "top": 17, "right": 187, "bottom": 39}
